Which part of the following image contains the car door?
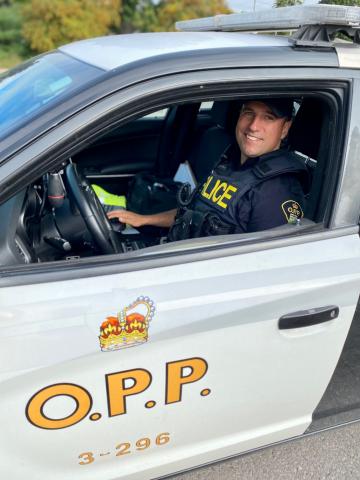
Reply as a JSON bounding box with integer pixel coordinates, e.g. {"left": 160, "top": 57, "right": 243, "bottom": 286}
{"left": 1, "top": 232, "right": 360, "bottom": 480}
{"left": 1, "top": 70, "right": 360, "bottom": 480}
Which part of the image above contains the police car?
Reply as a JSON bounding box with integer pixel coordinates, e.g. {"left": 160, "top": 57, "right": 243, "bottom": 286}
{"left": 1, "top": 5, "right": 360, "bottom": 479}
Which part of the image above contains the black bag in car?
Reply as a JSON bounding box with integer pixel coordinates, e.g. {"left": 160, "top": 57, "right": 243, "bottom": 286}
{"left": 127, "top": 173, "right": 181, "bottom": 215}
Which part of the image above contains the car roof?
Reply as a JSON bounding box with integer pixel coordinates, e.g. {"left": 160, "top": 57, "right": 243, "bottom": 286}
{"left": 58, "top": 31, "right": 290, "bottom": 71}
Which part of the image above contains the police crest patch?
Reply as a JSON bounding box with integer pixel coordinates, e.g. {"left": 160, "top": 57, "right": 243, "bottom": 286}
{"left": 281, "top": 200, "right": 303, "bottom": 224}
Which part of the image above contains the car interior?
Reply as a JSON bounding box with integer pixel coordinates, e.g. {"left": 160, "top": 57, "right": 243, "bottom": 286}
{"left": 0, "top": 94, "right": 337, "bottom": 265}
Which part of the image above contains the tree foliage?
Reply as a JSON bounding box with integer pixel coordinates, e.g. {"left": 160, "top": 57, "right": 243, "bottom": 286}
{"left": 275, "top": 0, "right": 303, "bottom": 7}
{"left": 319, "top": 0, "right": 360, "bottom": 4}
{"left": 120, "top": 0, "right": 138, "bottom": 33}
{"left": 0, "top": 1, "right": 30, "bottom": 67}
{"left": 22, "top": 0, "right": 121, "bottom": 53}
{"left": 0, "top": 3, "right": 22, "bottom": 44}
{"left": 119, "top": 0, "right": 231, "bottom": 33}
{"left": 1, "top": 0, "right": 232, "bottom": 64}
{"left": 119, "top": 0, "right": 157, "bottom": 33}
{"left": 154, "top": 0, "right": 231, "bottom": 32}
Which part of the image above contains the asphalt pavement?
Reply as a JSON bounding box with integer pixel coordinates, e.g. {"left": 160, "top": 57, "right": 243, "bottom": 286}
{"left": 169, "top": 421, "right": 360, "bottom": 480}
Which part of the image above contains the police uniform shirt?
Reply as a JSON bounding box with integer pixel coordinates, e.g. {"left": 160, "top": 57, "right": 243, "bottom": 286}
{"left": 194, "top": 144, "right": 306, "bottom": 233}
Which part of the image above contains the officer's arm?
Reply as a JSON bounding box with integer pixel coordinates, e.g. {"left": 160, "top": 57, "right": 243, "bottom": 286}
{"left": 107, "top": 209, "right": 177, "bottom": 228}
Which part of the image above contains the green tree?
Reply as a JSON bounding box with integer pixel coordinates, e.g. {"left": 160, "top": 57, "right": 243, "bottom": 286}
{"left": 119, "top": 0, "right": 231, "bottom": 33}
{"left": 275, "top": 0, "right": 303, "bottom": 7}
{"left": 0, "top": 1, "right": 29, "bottom": 67}
{"left": 119, "top": 0, "right": 157, "bottom": 33}
{"left": 155, "top": 0, "right": 231, "bottom": 32}
{"left": 22, "top": 0, "right": 121, "bottom": 53}
{"left": 0, "top": 3, "right": 21, "bottom": 44}
{"left": 120, "top": 0, "right": 137, "bottom": 33}
{"left": 319, "top": 0, "right": 360, "bottom": 4}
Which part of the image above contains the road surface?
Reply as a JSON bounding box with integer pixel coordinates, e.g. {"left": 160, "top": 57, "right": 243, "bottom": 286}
{"left": 169, "top": 421, "right": 360, "bottom": 480}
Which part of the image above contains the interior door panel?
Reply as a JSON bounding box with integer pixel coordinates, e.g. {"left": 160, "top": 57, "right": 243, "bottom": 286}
{"left": 74, "top": 116, "right": 166, "bottom": 195}
{"left": 76, "top": 117, "right": 166, "bottom": 176}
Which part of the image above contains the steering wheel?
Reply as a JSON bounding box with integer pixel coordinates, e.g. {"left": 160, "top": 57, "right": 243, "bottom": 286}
{"left": 65, "top": 162, "right": 123, "bottom": 254}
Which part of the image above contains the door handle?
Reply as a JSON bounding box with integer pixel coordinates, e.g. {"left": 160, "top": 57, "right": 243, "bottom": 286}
{"left": 278, "top": 305, "right": 339, "bottom": 330}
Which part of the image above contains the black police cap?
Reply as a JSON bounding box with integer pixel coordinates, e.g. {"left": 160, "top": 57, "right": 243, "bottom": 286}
{"left": 262, "top": 99, "right": 294, "bottom": 120}
{"left": 243, "top": 98, "right": 294, "bottom": 120}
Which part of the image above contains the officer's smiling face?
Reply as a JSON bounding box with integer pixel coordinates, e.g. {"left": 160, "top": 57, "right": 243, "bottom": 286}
{"left": 235, "top": 101, "right": 292, "bottom": 161}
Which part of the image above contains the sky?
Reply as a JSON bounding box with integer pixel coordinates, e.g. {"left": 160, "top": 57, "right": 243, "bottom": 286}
{"left": 228, "top": 0, "right": 319, "bottom": 13}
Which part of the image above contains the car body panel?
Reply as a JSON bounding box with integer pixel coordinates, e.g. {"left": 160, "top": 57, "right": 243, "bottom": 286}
{"left": 335, "top": 43, "right": 360, "bottom": 68}
{"left": 0, "top": 226, "right": 356, "bottom": 287}
{"left": 59, "top": 32, "right": 291, "bottom": 71}
{"left": 1, "top": 234, "right": 360, "bottom": 479}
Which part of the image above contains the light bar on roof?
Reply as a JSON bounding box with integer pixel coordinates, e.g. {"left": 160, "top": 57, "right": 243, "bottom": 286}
{"left": 175, "top": 5, "right": 360, "bottom": 32}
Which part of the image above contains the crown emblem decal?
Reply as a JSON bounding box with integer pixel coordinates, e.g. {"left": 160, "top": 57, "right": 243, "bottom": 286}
{"left": 99, "top": 296, "right": 155, "bottom": 352}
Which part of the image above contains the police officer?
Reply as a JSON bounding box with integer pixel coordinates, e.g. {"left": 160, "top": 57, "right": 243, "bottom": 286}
{"left": 107, "top": 99, "right": 309, "bottom": 239}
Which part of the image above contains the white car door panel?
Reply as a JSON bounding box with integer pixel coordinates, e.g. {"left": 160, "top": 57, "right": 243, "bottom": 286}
{"left": 0, "top": 233, "right": 359, "bottom": 479}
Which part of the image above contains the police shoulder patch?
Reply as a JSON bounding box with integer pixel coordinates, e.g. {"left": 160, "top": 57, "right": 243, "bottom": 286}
{"left": 281, "top": 200, "right": 304, "bottom": 224}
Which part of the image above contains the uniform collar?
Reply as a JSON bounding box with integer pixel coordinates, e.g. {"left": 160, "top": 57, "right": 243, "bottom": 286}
{"left": 238, "top": 147, "right": 288, "bottom": 171}
{"left": 222, "top": 143, "right": 288, "bottom": 171}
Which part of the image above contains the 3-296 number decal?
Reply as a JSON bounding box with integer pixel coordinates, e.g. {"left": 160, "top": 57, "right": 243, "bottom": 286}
{"left": 78, "top": 433, "right": 171, "bottom": 465}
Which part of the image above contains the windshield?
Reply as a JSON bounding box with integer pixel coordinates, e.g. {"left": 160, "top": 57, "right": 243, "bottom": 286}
{"left": 0, "top": 51, "right": 103, "bottom": 141}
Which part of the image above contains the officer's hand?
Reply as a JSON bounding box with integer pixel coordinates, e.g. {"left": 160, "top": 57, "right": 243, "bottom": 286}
{"left": 107, "top": 210, "right": 149, "bottom": 228}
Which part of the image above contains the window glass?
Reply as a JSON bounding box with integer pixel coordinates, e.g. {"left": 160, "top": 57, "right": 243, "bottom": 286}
{"left": 200, "top": 101, "right": 214, "bottom": 111}
{"left": 0, "top": 51, "right": 103, "bottom": 141}
{"left": 142, "top": 108, "right": 169, "bottom": 120}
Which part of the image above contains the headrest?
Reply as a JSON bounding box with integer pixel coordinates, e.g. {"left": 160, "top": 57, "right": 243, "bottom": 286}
{"left": 210, "top": 101, "right": 243, "bottom": 134}
{"left": 210, "top": 101, "right": 231, "bottom": 129}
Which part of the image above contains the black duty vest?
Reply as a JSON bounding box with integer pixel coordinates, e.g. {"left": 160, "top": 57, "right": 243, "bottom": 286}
{"left": 168, "top": 147, "right": 309, "bottom": 242}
